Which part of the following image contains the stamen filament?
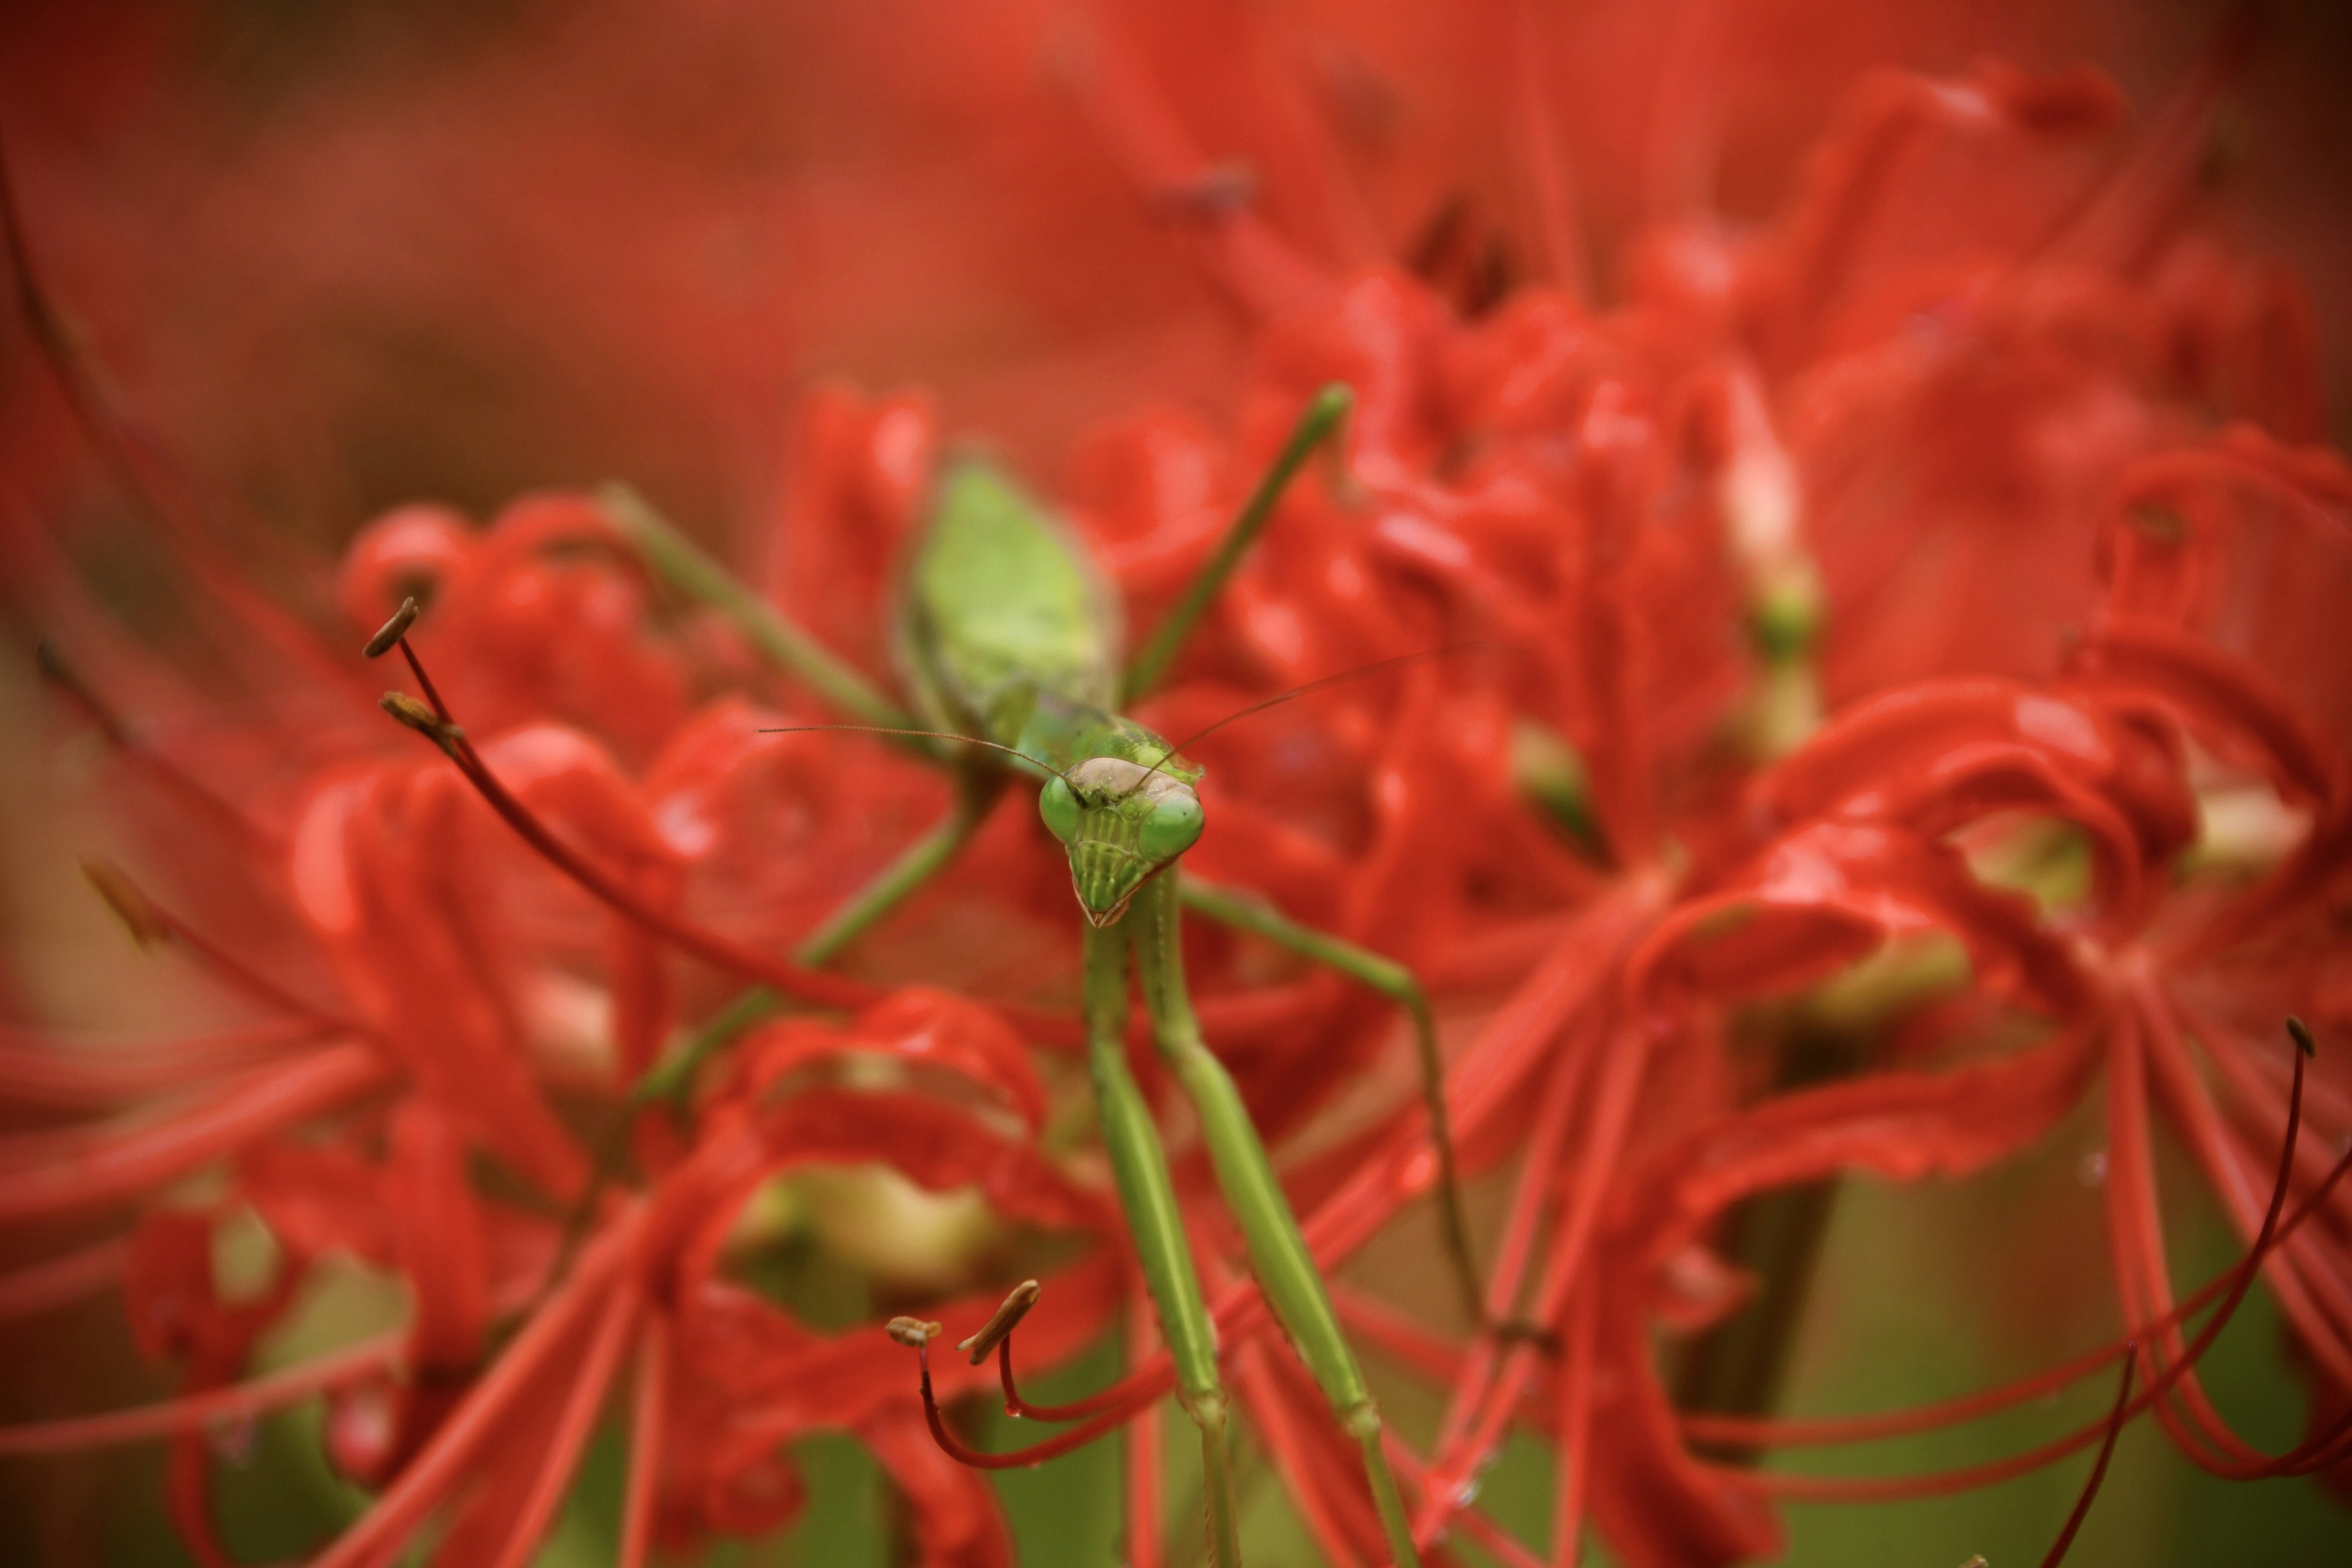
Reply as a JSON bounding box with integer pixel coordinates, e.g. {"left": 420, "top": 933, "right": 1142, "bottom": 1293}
{"left": 995, "top": 1330, "right": 1134, "bottom": 1424}
{"left": 0, "top": 137, "right": 366, "bottom": 696}
{"left": 0, "top": 1329, "right": 402, "bottom": 1453}
{"left": 2037, "top": 1349, "right": 2136, "bottom": 1568}
{"left": 35, "top": 641, "right": 270, "bottom": 847}
{"left": 369, "top": 639, "right": 880, "bottom": 1014}
{"left": 80, "top": 861, "right": 358, "bottom": 1033}
{"left": 894, "top": 1320, "right": 1159, "bottom": 1470}
{"left": 1755, "top": 1033, "right": 2337, "bottom": 1501}
{"left": 0, "top": 1237, "right": 128, "bottom": 1324}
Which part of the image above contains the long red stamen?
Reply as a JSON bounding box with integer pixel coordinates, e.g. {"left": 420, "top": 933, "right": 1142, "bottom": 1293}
{"left": 1420, "top": 1022, "right": 1652, "bottom": 1541}
{"left": 34, "top": 641, "right": 273, "bottom": 848}
{"left": 1550, "top": 1288, "right": 1600, "bottom": 1568}
{"left": 1423, "top": 1034, "right": 1590, "bottom": 1496}
{"left": 994, "top": 1329, "right": 1134, "bottom": 1424}
{"left": 307, "top": 1212, "right": 637, "bottom": 1568}
{"left": 617, "top": 1310, "right": 668, "bottom": 1568}
{"left": 1756, "top": 1036, "right": 2337, "bottom": 1501}
{"left": 1232, "top": 1343, "right": 1383, "bottom": 1564}
{"left": 0, "top": 1236, "right": 127, "bottom": 1323}
{"left": 2038, "top": 1348, "right": 2136, "bottom": 1567}
{"left": 0, "top": 135, "right": 366, "bottom": 698}
{"left": 0, "top": 1329, "right": 401, "bottom": 1453}
{"left": 1511, "top": 0, "right": 1585, "bottom": 301}
{"left": 0, "top": 1044, "right": 386, "bottom": 1226}
{"left": 0, "top": 1020, "right": 320, "bottom": 1108}
{"left": 2150, "top": 1005, "right": 2352, "bottom": 1333}
{"left": 396, "top": 637, "right": 455, "bottom": 726}
{"left": 1686, "top": 1019, "right": 2333, "bottom": 1452}
{"left": 372, "top": 640, "right": 879, "bottom": 1015}
{"left": 82, "top": 861, "right": 360, "bottom": 1033}
{"left": 899, "top": 1325, "right": 1156, "bottom": 1471}
{"left": 1054, "top": 18, "right": 1327, "bottom": 318}
{"left": 1330, "top": 1281, "right": 1466, "bottom": 1388}
{"left": 1122, "top": 1280, "right": 1162, "bottom": 1568}
{"left": 488, "top": 1283, "right": 643, "bottom": 1568}
{"left": 2105, "top": 1006, "right": 2258, "bottom": 1471}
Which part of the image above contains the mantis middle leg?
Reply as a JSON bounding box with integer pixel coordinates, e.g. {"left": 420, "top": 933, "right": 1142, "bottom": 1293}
{"left": 1132, "top": 876, "right": 1423, "bottom": 1567}
{"left": 1178, "top": 873, "right": 1484, "bottom": 1328}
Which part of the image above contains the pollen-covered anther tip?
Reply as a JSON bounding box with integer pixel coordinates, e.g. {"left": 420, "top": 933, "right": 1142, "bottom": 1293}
{"left": 379, "top": 692, "right": 462, "bottom": 753}
{"left": 886, "top": 1316, "right": 944, "bottom": 1350}
{"left": 2287, "top": 1016, "right": 2317, "bottom": 1058}
{"left": 957, "top": 1280, "right": 1042, "bottom": 1365}
{"left": 81, "top": 859, "right": 170, "bottom": 946}
{"left": 1956, "top": 1556, "right": 1988, "bottom": 1568}
{"left": 363, "top": 597, "right": 421, "bottom": 659}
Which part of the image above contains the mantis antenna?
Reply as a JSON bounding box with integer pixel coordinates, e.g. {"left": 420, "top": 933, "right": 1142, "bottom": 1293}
{"left": 757, "top": 723, "right": 1079, "bottom": 787}
{"left": 1136, "top": 641, "right": 1510, "bottom": 785}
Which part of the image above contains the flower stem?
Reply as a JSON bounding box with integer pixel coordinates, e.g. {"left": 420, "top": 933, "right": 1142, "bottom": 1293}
{"left": 1675, "top": 1016, "right": 1870, "bottom": 1461}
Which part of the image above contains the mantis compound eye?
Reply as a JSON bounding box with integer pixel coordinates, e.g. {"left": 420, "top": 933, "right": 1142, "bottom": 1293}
{"left": 1039, "top": 775, "right": 1081, "bottom": 843}
{"left": 1137, "top": 790, "right": 1204, "bottom": 863}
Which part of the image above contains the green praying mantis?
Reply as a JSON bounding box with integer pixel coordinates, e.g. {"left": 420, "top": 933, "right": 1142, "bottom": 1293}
{"left": 611, "top": 386, "right": 1479, "bottom": 1567}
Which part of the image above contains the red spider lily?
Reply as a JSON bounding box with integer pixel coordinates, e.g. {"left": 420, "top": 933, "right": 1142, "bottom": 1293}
{"left": 4, "top": 6, "right": 2351, "bottom": 1567}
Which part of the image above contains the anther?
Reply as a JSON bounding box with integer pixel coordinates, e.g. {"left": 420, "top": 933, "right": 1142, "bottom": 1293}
{"left": 1152, "top": 160, "right": 1256, "bottom": 222}
{"left": 363, "top": 597, "right": 421, "bottom": 659}
{"left": 2288, "top": 1016, "right": 2317, "bottom": 1058}
{"left": 957, "top": 1280, "right": 1041, "bottom": 1366}
{"left": 378, "top": 692, "right": 464, "bottom": 757}
{"left": 886, "top": 1316, "right": 944, "bottom": 1349}
{"left": 81, "top": 859, "right": 171, "bottom": 946}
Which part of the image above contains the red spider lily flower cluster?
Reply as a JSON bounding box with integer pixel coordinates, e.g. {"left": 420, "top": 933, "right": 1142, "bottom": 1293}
{"left": 4, "top": 9, "right": 2351, "bottom": 1568}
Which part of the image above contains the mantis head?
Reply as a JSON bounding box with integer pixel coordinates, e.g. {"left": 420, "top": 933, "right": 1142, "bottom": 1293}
{"left": 1038, "top": 755, "right": 1204, "bottom": 927}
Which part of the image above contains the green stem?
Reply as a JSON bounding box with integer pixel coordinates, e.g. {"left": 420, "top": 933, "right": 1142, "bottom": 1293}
{"left": 1674, "top": 1017, "right": 1869, "bottom": 1460}
{"left": 1178, "top": 874, "right": 1484, "bottom": 1329}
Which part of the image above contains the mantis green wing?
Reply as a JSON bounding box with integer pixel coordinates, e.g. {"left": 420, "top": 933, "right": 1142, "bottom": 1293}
{"left": 897, "top": 458, "right": 1121, "bottom": 749}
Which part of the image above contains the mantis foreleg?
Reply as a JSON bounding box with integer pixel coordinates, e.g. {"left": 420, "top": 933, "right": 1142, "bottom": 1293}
{"left": 1082, "top": 917, "right": 1243, "bottom": 1568}
{"left": 1121, "top": 385, "right": 1352, "bottom": 703}
{"left": 1131, "top": 876, "right": 1423, "bottom": 1567}
{"left": 1178, "top": 873, "right": 1484, "bottom": 1329}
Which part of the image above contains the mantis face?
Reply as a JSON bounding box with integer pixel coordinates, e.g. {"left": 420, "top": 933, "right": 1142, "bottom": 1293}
{"left": 1038, "top": 755, "right": 1204, "bottom": 927}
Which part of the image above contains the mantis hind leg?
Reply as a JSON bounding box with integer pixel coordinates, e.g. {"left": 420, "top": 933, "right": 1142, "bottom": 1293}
{"left": 1133, "top": 878, "right": 1425, "bottom": 1567}
{"left": 1178, "top": 872, "right": 1486, "bottom": 1330}
{"left": 1083, "top": 919, "right": 1244, "bottom": 1567}
{"left": 1121, "top": 385, "right": 1353, "bottom": 703}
